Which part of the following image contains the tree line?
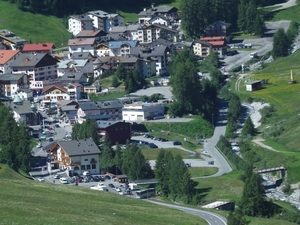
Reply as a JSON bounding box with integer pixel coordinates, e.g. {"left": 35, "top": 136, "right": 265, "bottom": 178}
{"left": 2, "top": 0, "right": 173, "bottom": 17}
{"left": 180, "top": 0, "right": 265, "bottom": 38}
{"left": 0, "top": 103, "right": 31, "bottom": 173}
{"left": 169, "top": 47, "right": 222, "bottom": 120}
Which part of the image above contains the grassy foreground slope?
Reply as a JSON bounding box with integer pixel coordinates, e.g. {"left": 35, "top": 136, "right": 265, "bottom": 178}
{"left": 0, "top": 164, "right": 207, "bottom": 225}
{"left": 0, "top": 1, "right": 70, "bottom": 46}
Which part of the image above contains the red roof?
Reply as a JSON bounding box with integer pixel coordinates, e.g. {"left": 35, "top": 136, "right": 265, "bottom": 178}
{"left": 22, "top": 43, "right": 55, "bottom": 52}
{"left": 206, "top": 41, "right": 226, "bottom": 47}
{"left": 200, "top": 36, "right": 225, "bottom": 41}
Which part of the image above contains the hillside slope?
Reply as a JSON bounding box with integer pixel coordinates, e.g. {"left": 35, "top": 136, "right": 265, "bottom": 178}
{"left": 0, "top": 1, "right": 70, "bottom": 46}
{"left": 0, "top": 164, "right": 207, "bottom": 225}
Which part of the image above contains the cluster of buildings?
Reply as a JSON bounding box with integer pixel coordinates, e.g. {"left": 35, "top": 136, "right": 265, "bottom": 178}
{"left": 0, "top": 4, "right": 233, "bottom": 149}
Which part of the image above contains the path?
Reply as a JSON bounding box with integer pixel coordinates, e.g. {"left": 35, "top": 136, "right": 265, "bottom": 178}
{"left": 147, "top": 200, "right": 227, "bottom": 225}
{"left": 264, "top": 0, "right": 297, "bottom": 11}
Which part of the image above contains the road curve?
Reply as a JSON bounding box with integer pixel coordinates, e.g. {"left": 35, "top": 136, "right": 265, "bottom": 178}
{"left": 146, "top": 200, "right": 227, "bottom": 225}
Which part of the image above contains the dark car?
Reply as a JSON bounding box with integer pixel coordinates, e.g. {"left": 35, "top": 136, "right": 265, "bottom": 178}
{"left": 160, "top": 138, "right": 168, "bottom": 142}
{"left": 48, "top": 138, "right": 54, "bottom": 142}
{"left": 173, "top": 140, "right": 182, "bottom": 145}
{"left": 108, "top": 183, "right": 115, "bottom": 188}
{"left": 54, "top": 124, "right": 60, "bottom": 128}
{"left": 147, "top": 143, "right": 158, "bottom": 148}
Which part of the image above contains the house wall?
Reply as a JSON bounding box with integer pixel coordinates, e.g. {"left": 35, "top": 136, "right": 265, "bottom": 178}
{"left": 12, "top": 65, "right": 57, "bottom": 88}
{"left": 68, "top": 44, "right": 95, "bottom": 57}
{"left": 122, "top": 103, "right": 164, "bottom": 121}
{"left": 69, "top": 154, "right": 100, "bottom": 176}
{"left": 106, "top": 15, "right": 124, "bottom": 32}
{"left": 68, "top": 18, "right": 94, "bottom": 36}
{"left": 67, "top": 86, "right": 82, "bottom": 100}
{"left": 141, "top": 60, "right": 156, "bottom": 77}
{"left": 99, "top": 122, "right": 131, "bottom": 144}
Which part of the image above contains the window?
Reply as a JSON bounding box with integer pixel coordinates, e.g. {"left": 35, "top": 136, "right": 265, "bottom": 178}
{"left": 84, "top": 159, "right": 88, "bottom": 161}
{"left": 87, "top": 165, "right": 91, "bottom": 170}
{"left": 81, "top": 165, "right": 85, "bottom": 170}
{"left": 92, "top": 164, "right": 96, "bottom": 169}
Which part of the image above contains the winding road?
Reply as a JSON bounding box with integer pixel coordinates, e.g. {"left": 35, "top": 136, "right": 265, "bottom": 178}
{"left": 147, "top": 201, "right": 227, "bottom": 225}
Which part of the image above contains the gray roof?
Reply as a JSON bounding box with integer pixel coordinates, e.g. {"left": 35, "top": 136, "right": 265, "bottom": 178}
{"left": 0, "top": 29, "right": 27, "bottom": 45}
{"left": 0, "top": 73, "right": 25, "bottom": 81}
{"left": 87, "top": 114, "right": 111, "bottom": 120}
{"left": 57, "top": 139, "right": 101, "bottom": 156}
{"left": 138, "top": 5, "right": 176, "bottom": 17}
{"left": 60, "top": 72, "right": 87, "bottom": 82}
{"left": 69, "top": 14, "right": 93, "bottom": 22}
{"left": 61, "top": 105, "right": 77, "bottom": 111}
{"left": 71, "top": 52, "right": 91, "bottom": 59}
{"left": 77, "top": 99, "right": 123, "bottom": 111}
{"left": 96, "top": 120, "right": 119, "bottom": 129}
{"left": 110, "top": 24, "right": 140, "bottom": 33}
{"left": 146, "top": 38, "right": 173, "bottom": 48}
{"left": 130, "top": 45, "right": 167, "bottom": 58}
{"left": 87, "top": 10, "right": 109, "bottom": 18}
{"left": 10, "top": 52, "right": 54, "bottom": 68}
{"left": 4, "top": 100, "right": 33, "bottom": 115}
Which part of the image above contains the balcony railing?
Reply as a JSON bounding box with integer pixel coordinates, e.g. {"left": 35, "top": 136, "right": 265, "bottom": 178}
{"left": 71, "top": 162, "right": 81, "bottom": 166}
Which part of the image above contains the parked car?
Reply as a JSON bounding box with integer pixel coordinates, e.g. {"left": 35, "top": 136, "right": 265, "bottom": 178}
{"left": 160, "top": 138, "right": 168, "bottom": 142}
{"left": 37, "top": 177, "right": 45, "bottom": 182}
{"left": 173, "top": 140, "right": 182, "bottom": 145}
{"left": 147, "top": 143, "right": 158, "bottom": 148}
{"left": 48, "top": 138, "right": 54, "bottom": 142}
{"left": 82, "top": 171, "right": 90, "bottom": 176}
{"left": 108, "top": 183, "right": 115, "bottom": 188}
{"left": 36, "top": 143, "right": 42, "bottom": 148}
{"left": 185, "top": 163, "right": 192, "bottom": 167}
{"left": 59, "top": 177, "right": 68, "bottom": 184}
{"left": 53, "top": 174, "right": 60, "bottom": 179}
{"left": 54, "top": 124, "right": 60, "bottom": 128}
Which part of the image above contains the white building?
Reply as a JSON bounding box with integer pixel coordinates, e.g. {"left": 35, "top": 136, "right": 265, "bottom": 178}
{"left": 122, "top": 102, "right": 165, "bottom": 121}
{"left": 68, "top": 15, "right": 94, "bottom": 36}
{"left": 86, "top": 10, "right": 124, "bottom": 33}
{"left": 68, "top": 38, "right": 96, "bottom": 57}
{"left": 10, "top": 52, "right": 58, "bottom": 90}
{"left": 0, "top": 74, "right": 29, "bottom": 98}
{"left": 49, "top": 139, "right": 101, "bottom": 177}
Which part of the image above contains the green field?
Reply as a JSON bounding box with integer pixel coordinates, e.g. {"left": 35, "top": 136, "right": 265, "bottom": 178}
{"left": 141, "top": 147, "right": 200, "bottom": 160}
{"left": 0, "top": 164, "right": 210, "bottom": 225}
{"left": 0, "top": 1, "right": 71, "bottom": 46}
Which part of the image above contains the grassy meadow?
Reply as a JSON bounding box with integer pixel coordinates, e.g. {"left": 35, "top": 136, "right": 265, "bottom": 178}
{"left": 0, "top": 1, "right": 71, "bottom": 46}
{"left": 0, "top": 164, "right": 210, "bottom": 225}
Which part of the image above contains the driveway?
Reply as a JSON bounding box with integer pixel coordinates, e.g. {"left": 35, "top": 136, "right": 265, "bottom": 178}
{"left": 132, "top": 86, "right": 173, "bottom": 100}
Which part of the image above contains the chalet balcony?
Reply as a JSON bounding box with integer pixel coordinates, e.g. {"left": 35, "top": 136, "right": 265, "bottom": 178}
{"left": 90, "top": 159, "right": 97, "bottom": 164}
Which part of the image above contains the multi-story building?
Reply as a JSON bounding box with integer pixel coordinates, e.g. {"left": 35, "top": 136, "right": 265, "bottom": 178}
{"left": 77, "top": 99, "right": 123, "bottom": 123}
{"left": 68, "top": 38, "right": 97, "bottom": 57}
{"left": 0, "top": 50, "right": 20, "bottom": 74}
{"left": 86, "top": 10, "right": 124, "bottom": 33}
{"left": 137, "top": 24, "right": 179, "bottom": 44}
{"left": 49, "top": 139, "right": 101, "bottom": 176}
{"left": 0, "top": 29, "right": 27, "bottom": 49}
{"left": 193, "top": 40, "right": 212, "bottom": 58}
{"left": 68, "top": 15, "right": 94, "bottom": 36}
{"left": 130, "top": 45, "right": 169, "bottom": 75}
{"left": 10, "top": 52, "right": 58, "bottom": 90}
{"left": 138, "top": 4, "right": 179, "bottom": 25}
{"left": 0, "top": 73, "right": 28, "bottom": 97}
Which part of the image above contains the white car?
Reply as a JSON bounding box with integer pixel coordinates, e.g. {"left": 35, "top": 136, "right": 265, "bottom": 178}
{"left": 115, "top": 187, "right": 122, "bottom": 192}
{"left": 36, "top": 143, "right": 42, "bottom": 148}
{"left": 59, "top": 177, "right": 68, "bottom": 184}
{"left": 37, "top": 177, "right": 45, "bottom": 182}
{"left": 53, "top": 174, "right": 60, "bottom": 179}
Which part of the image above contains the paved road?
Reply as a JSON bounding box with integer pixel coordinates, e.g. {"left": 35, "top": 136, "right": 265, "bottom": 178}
{"left": 201, "top": 99, "right": 232, "bottom": 177}
{"left": 147, "top": 201, "right": 227, "bottom": 225}
{"left": 132, "top": 86, "right": 173, "bottom": 100}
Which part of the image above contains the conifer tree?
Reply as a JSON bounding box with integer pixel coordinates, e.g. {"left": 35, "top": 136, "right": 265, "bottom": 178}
{"left": 242, "top": 116, "right": 256, "bottom": 137}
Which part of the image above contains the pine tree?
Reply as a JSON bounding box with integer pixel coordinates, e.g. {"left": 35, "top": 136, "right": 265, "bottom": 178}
{"left": 99, "top": 134, "right": 115, "bottom": 172}
{"left": 111, "top": 75, "right": 119, "bottom": 88}
{"left": 245, "top": 1, "right": 257, "bottom": 34}
{"left": 238, "top": 0, "right": 248, "bottom": 33}
{"left": 227, "top": 209, "right": 250, "bottom": 225}
{"left": 242, "top": 116, "right": 256, "bottom": 137}
{"left": 272, "top": 28, "right": 290, "bottom": 59}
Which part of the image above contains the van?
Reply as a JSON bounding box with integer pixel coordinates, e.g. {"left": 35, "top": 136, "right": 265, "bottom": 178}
{"left": 59, "top": 177, "right": 68, "bottom": 184}
{"left": 249, "top": 52, "right": 258, "bottom": 58}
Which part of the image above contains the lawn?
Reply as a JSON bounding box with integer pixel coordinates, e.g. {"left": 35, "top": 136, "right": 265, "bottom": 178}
{"left": 195, "top": 170, "right": 244, "bottom": 203}
{"left": 89, "top": 91, "right": 128, "bottom": 101}
{"left": 0, "top": 1, "right": 71, "bottom": 46}
{"left": 0, "top": 164, "right": 209, "bottom": 225}
{"left": 265, "top": 1, "right": 300, "bottom": 23}
{"left": 189, "top": 167, "right": 218, "bottom": 178}
{"left": 141, "top": 147, "right": 200, "bottom": 160}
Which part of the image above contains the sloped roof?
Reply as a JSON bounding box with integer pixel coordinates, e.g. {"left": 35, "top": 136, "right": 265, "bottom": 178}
{"left": 69, "top": 14, "right": 93, "bottom": 21}
{"left": 108, "top": 40, "right": 138, "bottom": 49}
{"left": 0, "top": 50, "right": 20, "bottom": 65}
{"left": 22, "top": 43, "right": 55, "bottom": 52}
{"left": 0, "top": 73, "right": 24, "bottom": 81}
{"left": 68, "top": 38, "right": 96, "bottom": 46}
{"left": 96, "top": 120, "right": 119, "bottom": 129}
{"left": 42, "top": 84, "right": 67, "bottom": 94}
{"left": 76, "top": 29, "right": 106, "bottom": 38}
{"left": 193, "top": 40, "right": 213, "bottom": 46}
{"left": 57, "top": 139, "right": 101, "bottom": 156}
{"left": 10, "top": 52, "right": 58, "bottom": 68}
